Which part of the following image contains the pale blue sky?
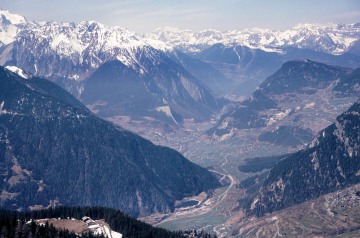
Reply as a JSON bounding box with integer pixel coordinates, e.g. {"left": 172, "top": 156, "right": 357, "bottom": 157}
{"left": 1, "top": 0, "right": 359, "bottom": 33}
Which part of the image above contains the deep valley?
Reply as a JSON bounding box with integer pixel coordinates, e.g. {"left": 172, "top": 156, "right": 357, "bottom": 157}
{"left": 0, "top": 6, "right": 359, "bottom": 238}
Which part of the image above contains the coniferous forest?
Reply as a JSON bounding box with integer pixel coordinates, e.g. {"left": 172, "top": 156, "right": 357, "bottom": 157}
{"left": 0, "top": 206, "right": 217, "bottom": 238}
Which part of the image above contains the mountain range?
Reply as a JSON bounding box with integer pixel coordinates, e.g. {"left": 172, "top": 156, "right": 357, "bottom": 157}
{"left": 146, "top": 24, "right": 360, "bottom": 55}
{"left": 1, "top": 10, "right": 360, "bottom": 126}
{"left": 0, "top": 66, "right": 220, "bottom": 216}
{"left": 147, "top": 24, "right": 360, "bottom": 97}
{"left": 193, "top": 43, "right": 360, "bottom": 97}
{"left": 0, "top": 10, "right": 224, "bottom": 127}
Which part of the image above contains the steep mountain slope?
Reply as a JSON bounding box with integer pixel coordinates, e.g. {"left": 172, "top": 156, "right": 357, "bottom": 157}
{"left": 249, "top": 100, "right": 360, "bottom": 216}
{"left": 333, "top": 67, "right": 360, "bottom": 96}
{"left": 209, "top": 60, "right": 359, "bottom": 147}
{"left": 81, "top": 58, "right": 222, "bottom": 125}
{"left": 169, "top": 50, "right": 233, "bottom": 96}
{"left": 0, "top": 67, "right": 220, "bottom": 216}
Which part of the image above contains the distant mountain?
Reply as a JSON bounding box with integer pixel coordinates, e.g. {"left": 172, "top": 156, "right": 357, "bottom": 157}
{"left": 146, "top": 24, "right": 360, "bottom": 55}
{"left": 195, "top": 44, "right": 282, "bottom": 67}
{"left": 260, "top": 60, "right": 347, "bottom": 94}
{"left": 0, "top": 10, "right": 358, "bottom": 123}
{"left": 209, "top": 60, "right": 359, "bottom": 146}
{"left": 210, "top": 60, "right": 347, "bottom": 130}
{"left": 0, "top": 10, "right": 37, "bottom": 47}
{"left": 169, "top": 50, "right": 233, "bottom": 96}
{"left": 192, "top": 44, "right": 360, "bottom": 97}
{"left": 0, "top": 67, "right": 220, "bottom": 216}
{"left": 146, "top": 27, "right": 223, "bottom": 53}
{"left": 194, "top": 43, "right": 284, "bottom": 96}
{"left": 147, "top": 25, "right": 360, "bottom": 98}
{"left": 249, "top": 100, "right": 360, "bottom": 217}
{"left": 1, "top": 10, "right": 359, "bottom": 102}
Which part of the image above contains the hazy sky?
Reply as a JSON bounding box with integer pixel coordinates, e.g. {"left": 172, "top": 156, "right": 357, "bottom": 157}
{"left": 1, "top": 0, "right": 360, "bottom": 33}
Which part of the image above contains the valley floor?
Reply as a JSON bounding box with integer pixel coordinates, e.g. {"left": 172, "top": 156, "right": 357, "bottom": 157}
{"left": 115, "top": 118, "right": 296, "bottom": 237}
{"left": 110, "top": 96, "right": 359, "bottom": 237}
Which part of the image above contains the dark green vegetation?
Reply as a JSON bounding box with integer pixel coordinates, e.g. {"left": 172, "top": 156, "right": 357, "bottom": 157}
{"left": 333, "top": 68, "right": 360, "bottom": 96}
{"left": 260, "top": 60, "right": 347, "bottom": 94}
{"left": 0, "top": 206, "right": 184, "bottom": 238}
{"left": 0, "top": 206, "right": 218, "bottom": 238}
{"left": 0, "top": 67, "right": 220, "bottom": 217}
{"left": 175, "top": 200, "right": 199, "bottom": 209}
{"left": 249, "top": 100, "right": 360, "bottom": 216}
{"left": 258, "top": 126, "right": 313, "bottom": 147}
{"left": 238, "top": 173, "right": 269, "bottom": 196}
{"left": 238, "top": 154, "right": 290, "bottom": 173}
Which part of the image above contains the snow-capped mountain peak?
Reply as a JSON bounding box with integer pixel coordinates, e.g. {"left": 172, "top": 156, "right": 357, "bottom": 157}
{"left": 0, "top": 9, "right": 37, "bottom": 46}
{"left": 0, "top": 9, "right": 27, "bottom": 25}
{"left": 37, "top": 20, "right": 147, "bottom": 56}
{"left": 146, "top": 23, "right": 360, "bottom": 55}
{"left": 8, "top": 19, "right": 164, "bottom": 80}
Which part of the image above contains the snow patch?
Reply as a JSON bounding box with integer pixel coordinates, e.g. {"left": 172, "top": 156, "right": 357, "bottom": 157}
{"left": 69, "top": 74, "right": 80, "bottom": 80}
{"left": 145, "top": 38, "right": 173, "bottom": 52}
{"left": 250, "top": 197, "right": 259, "bottom": 210}
{"left": 5, "top": 66, "right": 29, "bottom": 79}
{"left": 0, "top": 101, "right": 4, "bottom": 114}
{"left": 311, "top": 152, "right": 320, "bottom": 171}
{"left": 0, "top": 10, "right": 27, "bottom": 25}
{"left": 146, "top": 23, "right": 360, "bottom": 55}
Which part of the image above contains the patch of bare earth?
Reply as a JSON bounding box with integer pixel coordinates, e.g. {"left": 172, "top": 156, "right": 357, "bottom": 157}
{"left": 38, "top": 219, "right": 87, "bottom": 234}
